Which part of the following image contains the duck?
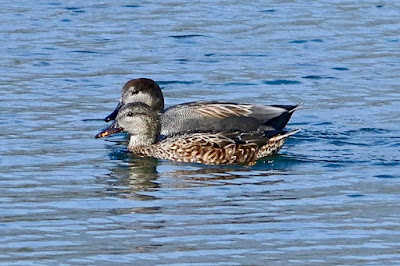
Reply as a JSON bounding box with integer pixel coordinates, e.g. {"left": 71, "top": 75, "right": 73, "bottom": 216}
{"left": 96, "top": 102, "right": 300, "bottom": 166}
{"left": 104, "top": 78, "right": 301, "bottom": 136}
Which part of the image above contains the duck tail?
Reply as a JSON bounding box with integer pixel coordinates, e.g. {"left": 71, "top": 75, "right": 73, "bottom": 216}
{"left": 255, "top": 129, "right": 300, "bottom": 159}
{"left": 272, "top": 128, "right": 301, "bottom": 141}
{"left": 288, "top": 102, "right": 303, "bottom": 113}
{"left": 260, "top": 103, "right": 302, "bottom": 130}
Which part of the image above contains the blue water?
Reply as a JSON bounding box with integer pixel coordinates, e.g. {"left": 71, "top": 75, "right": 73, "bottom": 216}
{"left": 1, "top": 1, "right": 400, "bottom": 264}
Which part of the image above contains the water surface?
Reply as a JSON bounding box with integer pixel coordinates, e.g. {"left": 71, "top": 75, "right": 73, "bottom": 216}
{"left": 1, "top": 1, "right": 400, "bottom": 264}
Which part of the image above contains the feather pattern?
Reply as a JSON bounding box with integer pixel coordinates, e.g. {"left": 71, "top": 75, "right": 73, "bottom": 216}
{"left": 130, "top": 130, "right": 299, "bottom": 165}
{"left": 191, "top": 103, "right": 253, "bottom": 118}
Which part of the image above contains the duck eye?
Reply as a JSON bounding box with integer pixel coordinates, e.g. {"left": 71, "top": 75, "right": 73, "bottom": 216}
{"left": 130, "top": 87, "right": 139, "bottom": 95}
{"left": 127, "top": 112, "right": 134, "bottom": 117}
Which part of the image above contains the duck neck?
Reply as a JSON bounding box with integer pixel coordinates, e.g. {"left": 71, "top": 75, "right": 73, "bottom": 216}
{"left": 128, "top": 134, "right": 156, "bottom": 151}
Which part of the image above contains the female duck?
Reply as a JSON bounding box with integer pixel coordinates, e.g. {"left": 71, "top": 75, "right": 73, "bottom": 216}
{"left": 97, "top": 103, "right": 299, "bottom": 166}
{"left": 104, "top": 78, "right": 301, "bottom": 136}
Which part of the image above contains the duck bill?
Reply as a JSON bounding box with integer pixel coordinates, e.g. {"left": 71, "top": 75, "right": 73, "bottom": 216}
{"left": 104, "top": 102, "right": 123, "bottom": 122}
{"left": 95, "top": 122, "right": 124, "bottom": 138}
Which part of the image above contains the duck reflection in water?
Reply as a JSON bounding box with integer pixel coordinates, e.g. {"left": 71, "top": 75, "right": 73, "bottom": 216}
{"left": 97, "top": 143, "right": 160, "bottom": 199}
{"left": 100, "top": 146, "right": 286, "bottom": 196}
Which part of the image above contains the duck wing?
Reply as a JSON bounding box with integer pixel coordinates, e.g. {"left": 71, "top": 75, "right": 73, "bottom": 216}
{"left": 161, "top": 101, "right": 301, "bottom": 136}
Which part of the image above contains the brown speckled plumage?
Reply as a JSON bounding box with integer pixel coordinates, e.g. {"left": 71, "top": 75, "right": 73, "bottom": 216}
{"left": 133, "top": 130, "right": 298, "bottom": 165}
{"left": 97, "top": 103, "right": 300, "bottom": 166}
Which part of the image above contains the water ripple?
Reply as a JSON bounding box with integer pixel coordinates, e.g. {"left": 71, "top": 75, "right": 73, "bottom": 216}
{"left": 1, "top": 0, "right": 400, "bottom": 264}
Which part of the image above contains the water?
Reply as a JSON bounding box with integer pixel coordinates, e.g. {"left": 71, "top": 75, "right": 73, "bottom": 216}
{"left": 1, "top": 0, "right": 400, "bottom": 264}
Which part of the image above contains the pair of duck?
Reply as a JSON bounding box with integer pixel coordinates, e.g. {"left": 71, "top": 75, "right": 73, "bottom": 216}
{"left": 96, "top": 78, "right": 301, "bottom": 165}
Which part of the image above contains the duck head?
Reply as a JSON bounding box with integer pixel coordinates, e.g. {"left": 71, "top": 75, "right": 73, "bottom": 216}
{"left": 97, "top": 102, "right": 161, "bottom": 148}
{"left": 104, "top": 78, "right": 164, "bottom": 122}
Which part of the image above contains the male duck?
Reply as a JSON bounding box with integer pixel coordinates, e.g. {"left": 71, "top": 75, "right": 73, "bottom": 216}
{"left": 104, "top": 78, "right": 301, "bottom": 136}
{"left": 97, "top": 103, "right": 300, "bottom": 165}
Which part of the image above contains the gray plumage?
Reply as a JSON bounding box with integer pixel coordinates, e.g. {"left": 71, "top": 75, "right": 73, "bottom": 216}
{"left": 104, "top": 78, "right": 301, "bottom": 136}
